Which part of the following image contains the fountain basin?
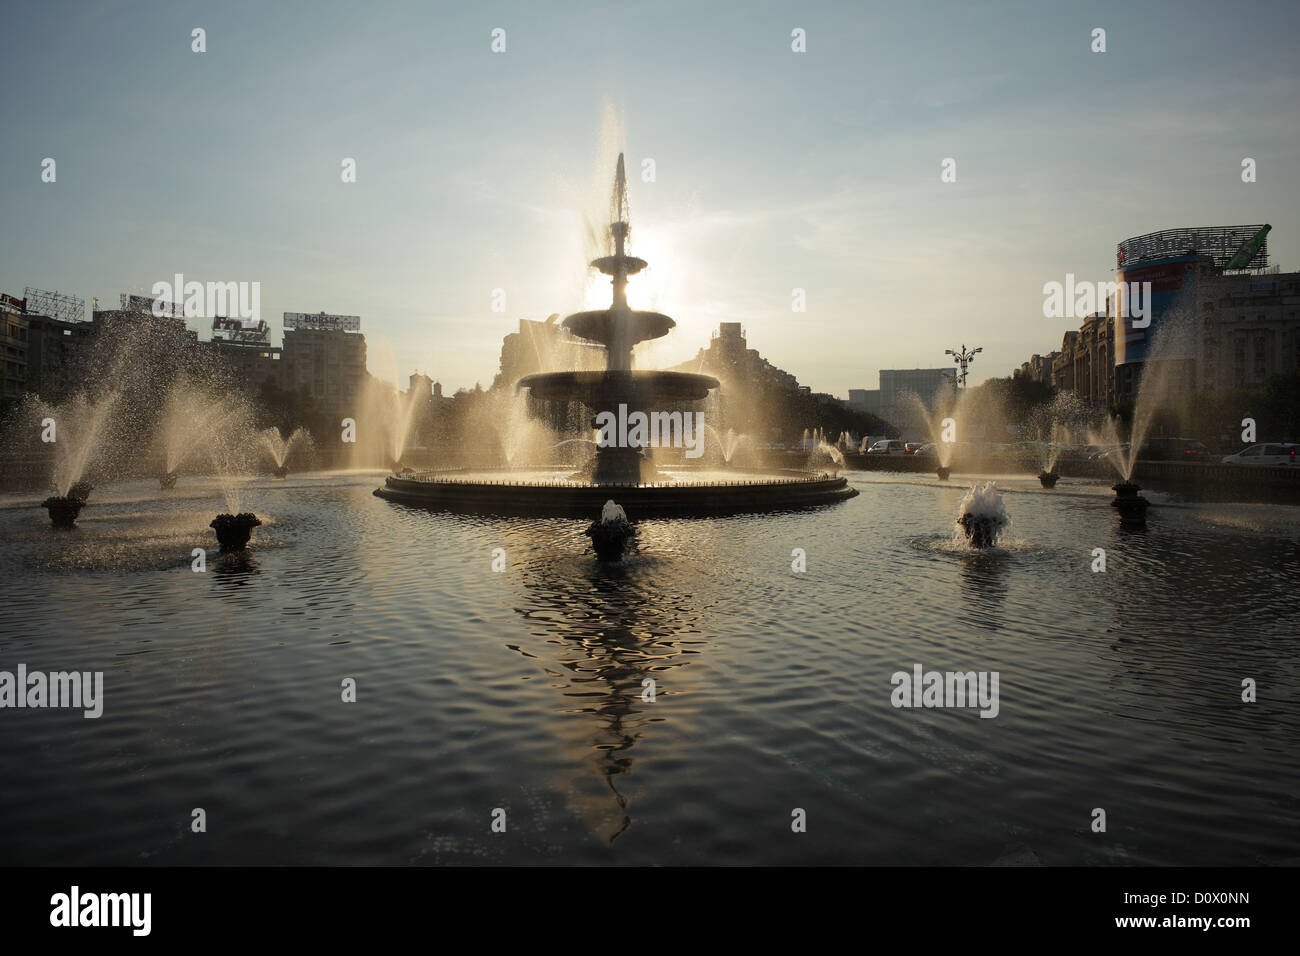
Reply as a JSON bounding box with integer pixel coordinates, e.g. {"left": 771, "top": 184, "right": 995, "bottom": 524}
{"left": 516, "top": 369, "right": 719, "bottom": 405}
{"left": 1038, "top": 471, "right": 1059, "bottom": 489}
{"left": 375, "top": 468, "right": 857, "bottom": 518}
{"left": 42, "top": 496, "right": 86, "bottom": 528}
{"left": 562, "top": 309, "right": 674, "bottom": 349}
{"left": 210, "top": 513, "right": 262, "bottom": 551}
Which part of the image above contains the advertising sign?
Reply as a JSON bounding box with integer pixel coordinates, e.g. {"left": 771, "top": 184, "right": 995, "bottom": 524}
{"left": 283, "top": 312, "right": 361, "bottom": 331}
{"left": 1113, "top": 255, "right": 1198, "bottom": 366}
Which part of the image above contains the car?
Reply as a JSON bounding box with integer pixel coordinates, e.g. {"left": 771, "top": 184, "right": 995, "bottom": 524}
{"left": 913, "top": 442, "right": 938, "bottom": 457}
{"left": 866, "top": 440, "right": 909, "bottom": 455}
{"left": 904, "top": 442, "right": 924, "bottom": 455}
{"left": 1089, "top": 443, "right": 1128, "bottom": 461}
{"left": 1221, "top": 443, "right": 1299, "bottom": 466}
{"left": 1136, "top": 438, "right": 1214, "bottom": 462}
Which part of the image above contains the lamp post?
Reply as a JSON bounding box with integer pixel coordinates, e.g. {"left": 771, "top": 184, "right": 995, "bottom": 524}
{"left": 945, "top": 345, "right": 982, "bottom": 389}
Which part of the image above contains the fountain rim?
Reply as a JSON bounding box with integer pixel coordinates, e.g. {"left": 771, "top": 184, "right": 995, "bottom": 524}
{"left": 373, "top": 467, "right": 859, "bottom": 518}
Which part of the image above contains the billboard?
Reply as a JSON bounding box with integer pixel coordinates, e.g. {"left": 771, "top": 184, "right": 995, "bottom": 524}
{"left": 1117, "top": 225, "right": 1268, "bottom": 271}
{"left": 1113, "top": 254, "right": 1198, "bottom": 366}
{"left": 212, "top": 317, "right": 270, "bottom": 344}
{"left": 283, "top": 312, "right": 361, "bottom": 331}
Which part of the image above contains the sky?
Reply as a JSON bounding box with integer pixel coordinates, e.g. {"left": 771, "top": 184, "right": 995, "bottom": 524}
{"left": 2, "top": 0, "right": 1298, "bottom": 394}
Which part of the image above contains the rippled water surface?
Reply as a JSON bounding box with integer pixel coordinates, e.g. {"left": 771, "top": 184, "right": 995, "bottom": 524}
{"left": 1, "top": 470, "right": 1296, "bottom": 865}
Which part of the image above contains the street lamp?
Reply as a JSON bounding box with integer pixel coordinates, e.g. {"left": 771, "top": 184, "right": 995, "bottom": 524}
{"left": 945, "top": 345, "right": 982, "bottom": 389}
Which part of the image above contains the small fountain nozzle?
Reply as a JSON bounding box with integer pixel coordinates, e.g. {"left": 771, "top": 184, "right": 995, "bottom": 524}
{"left": 957, "top": 513, "right": 1001, "bottom": 548}
{"left": 273, "top": 465, "right": 289, "bottom": 479}
{"left": 1111, "top": 480, "right": 1148, "bottom": 526}
{"left": 585, "top": 500, "right": 635, "bottom": 562}
{"left": 42, "top": 496, "right": 86, "bottom": 528}
{"left": 160, "top": 471, "right": 178, "bottom": 490}
{"left": 211, "top": 512, "right": 262, "bottom": 552}
{"left": 42, "top": 480, "right": 92, "bottom": 528}
{"left": 936, "top": 466, "right": 951, "bottom": 481}
{"left": 1037, "top": 470, "right": 1059, "bottom": 489}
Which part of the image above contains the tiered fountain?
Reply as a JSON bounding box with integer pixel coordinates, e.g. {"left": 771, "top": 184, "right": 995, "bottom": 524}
{"left": 376, "top": 154, "right": 856, "bottom": 517}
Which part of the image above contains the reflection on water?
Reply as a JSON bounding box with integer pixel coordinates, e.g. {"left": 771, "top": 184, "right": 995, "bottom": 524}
{"left": 504, "top": 540, "right": 706, "bottom": 844}
{"left": 0, "top": 471, "right": 1297, "bottom": 865}
{"left": 957, "top": 552, "right": 1010, "bottom": 632}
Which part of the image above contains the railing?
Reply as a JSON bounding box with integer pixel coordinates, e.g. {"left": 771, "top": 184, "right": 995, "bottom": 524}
{"left": 396, "top": 470, "right": 837, "bottom": 488}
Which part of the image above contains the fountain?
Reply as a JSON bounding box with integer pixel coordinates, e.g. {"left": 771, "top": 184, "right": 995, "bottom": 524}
{"left": 258, "top": 426, "right": 311, "bottom": 478}
{"left": 160, "top": 384, "right": 249, "bottom": 491}
{"left": 1037, "top": 471, "right": 1058, "bottom": 489}
{"left": 376, "top": 153, "right": 856, "bottom": 517}
{"left": 210, "top": 512, "right": 262, "bottom": 552}
{"left": 896, "top": 386, "right": 961, "bottom": 482}
{"left": 585, "top": 499, "right": 635, "bottom": 562}
{"left": 956, "top": 482, "right": 1010, "bottom": 548}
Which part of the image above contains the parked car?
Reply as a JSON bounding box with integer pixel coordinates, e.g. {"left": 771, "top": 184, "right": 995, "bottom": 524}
{"left": 913, "top": 442, "right": 938, "bottom": 457}
{"left": 1089, "top": 443, "right": 1128, "bottom": 461}
{"left": 1136, "top": 438, "right": 1214, "bottom": 462}
{"left": 904, "top": 442, "right": 924, "bottom": 455}
{"left": 1221, "top": 443, "right": 1299, "bottom": 466}
{"left": 866, "top": 440, "right": 910, "bottom": 455}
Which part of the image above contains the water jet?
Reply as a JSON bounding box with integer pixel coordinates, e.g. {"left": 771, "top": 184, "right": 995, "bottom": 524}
{"left": 956, "top": 482, "right": 1009, "bottom": 549}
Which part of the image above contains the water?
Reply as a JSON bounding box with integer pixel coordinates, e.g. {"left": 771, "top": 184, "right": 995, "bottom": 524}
{"left": 0, "top": 470, "right": 1296, "bottom": 865}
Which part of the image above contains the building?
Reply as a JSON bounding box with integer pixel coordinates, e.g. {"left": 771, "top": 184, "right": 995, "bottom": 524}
{"left": 681, "top": 322, "right": 801, "bottom": 394}
{"left": 492, "top": 315, "right": 604, "bottom": 390}
{"left": 1, "top": 309, "right": 28, "bottom": 402}
{"left": 1012, "top": 225, "right": 1299, "bottom": 411}
{"left": 5, "top": 303, "right": 95, "bottom": 402}
{"left": 1195, "top": 265, "right": 1300, "bottom": 393}
{"left": 281, "top": 326, "right": 367, "bottom": 427}
{"left": 208, "top": 339, "right": 284, "bottom": 393}
{"left": 850, "top": 368, "right": 957, "bottom": 425}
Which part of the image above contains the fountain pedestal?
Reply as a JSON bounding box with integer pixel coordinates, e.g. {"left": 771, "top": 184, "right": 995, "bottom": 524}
{"left": 585, "top": 501, "right": 635, "bottom": 561}
{"left": 1111, "top": 481, "right": 1148, "bottom": 525}
{"left": 211, "top": 513, "right": 262, "bottom": 551}
{"left": 160, "top": 471, "right": 178, "bottom": 490}
{"left": 936, "top": 466, "right": 950, "bottom": 481}
{"left": 958, "top": 513, "right": 1001, "bottom": 548}
{"left": 1038, "top": 470, "right": 1059, "bottom": 489}
{"left": 591, "top": 446, "right": 652, "bottom": 485}
{"left": 42, "top": 496, "right": 86, "bottom": 528}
